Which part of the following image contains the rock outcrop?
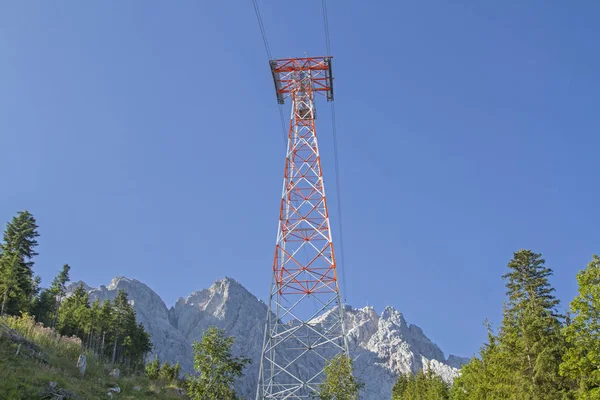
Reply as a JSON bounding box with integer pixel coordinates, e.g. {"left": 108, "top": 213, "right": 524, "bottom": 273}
{"left": 67, "top": 277, "right": 468, "bottom": 399}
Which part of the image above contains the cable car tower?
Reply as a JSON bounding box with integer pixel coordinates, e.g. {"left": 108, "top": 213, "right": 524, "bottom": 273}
{"left": 256, "top": 57, "right": 349, "bottom": 399}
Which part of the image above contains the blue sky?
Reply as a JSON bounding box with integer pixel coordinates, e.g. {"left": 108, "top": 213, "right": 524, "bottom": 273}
{"left": 1, "top": 1, "right": 599, "bottom": 358}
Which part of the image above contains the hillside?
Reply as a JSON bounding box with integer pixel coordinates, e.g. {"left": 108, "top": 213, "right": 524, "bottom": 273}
{"left": 0, "top": 315, "right": 186, "bottom": 400}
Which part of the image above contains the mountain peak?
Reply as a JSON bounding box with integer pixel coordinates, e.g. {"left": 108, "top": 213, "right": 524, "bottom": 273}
{"left": 381, "top": 305, "right": 407, "bottom": 326}
{"left": 107, "top": 276, "right": 143, "bottom": 290}
{"left": 65, "top": 280, "right": 92, "bottom": 294}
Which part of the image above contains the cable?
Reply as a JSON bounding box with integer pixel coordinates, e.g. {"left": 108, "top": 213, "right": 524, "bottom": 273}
{"left": 251, "top": 0, "right": 272, "bottom": 60}
{"left": 322, "top": 0, "right": 332, "bottom": 55}
{"left": 251, "top": 0, "right": 288, "bottom": 149}
{"left": 322, "top": 0, "right": 348, "bottom": 303}
{"left": 330, "top": 102, "right": 347, "bottom": 303}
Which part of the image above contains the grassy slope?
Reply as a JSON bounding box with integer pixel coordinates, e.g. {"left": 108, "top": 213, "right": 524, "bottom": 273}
{"left": 0, "top": 315, "right": 186, "bottom": 400}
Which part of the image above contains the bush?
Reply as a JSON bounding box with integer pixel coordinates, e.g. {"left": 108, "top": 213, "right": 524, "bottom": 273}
{"left": 145, "top": 355, "right": 160, "bottom": 380}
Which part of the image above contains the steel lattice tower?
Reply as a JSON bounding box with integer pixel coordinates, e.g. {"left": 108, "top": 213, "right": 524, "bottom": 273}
{"left": 256, "top": 57, "right": 349, "bottom": 400}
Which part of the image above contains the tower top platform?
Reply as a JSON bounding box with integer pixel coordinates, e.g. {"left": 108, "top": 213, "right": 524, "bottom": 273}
{"left": 269, "top": 56, "right": 334, "bottom": 104}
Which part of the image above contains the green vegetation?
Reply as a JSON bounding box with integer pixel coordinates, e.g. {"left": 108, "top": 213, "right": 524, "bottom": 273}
{"left": 0, "top": 211, "right": 40, "bottom": 316}
{"left": 146, "top": 356, "right": 182, "bottom": 383}
{"left": 2, "top": 209, "right": 599, "bottom": 400}
{"left": 452, "top": 250, "right": 573, "bottom": 400}
{"left": 0, "top": 314, "right": 184, "bottom": 399}
{"left": 0, "top": 210, "right": 255, "bottom": 399}
{"left": 392, "top": 369, "right": 450, "bottom": 400}
{"left": 54, "top": 283, "right": 153, "bottom": 371}
{"left": 186, "top": 326, "right": 251, "bottom": 400}
{"left": 317, "top": 353, "right": 363, "bottom": 400}
{"left": 392, "top": 250, "right": 600, "bottom": 400}
{"left": 560, "top": 255, "right": 600, "bottom": 399}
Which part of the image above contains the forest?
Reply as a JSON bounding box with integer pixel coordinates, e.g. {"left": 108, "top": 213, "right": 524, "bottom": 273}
{"left": 390, "top": 250, "right": 600, "bottom": 399}
{"left": 0, "top": 210, "right": 152, "bottom": 371}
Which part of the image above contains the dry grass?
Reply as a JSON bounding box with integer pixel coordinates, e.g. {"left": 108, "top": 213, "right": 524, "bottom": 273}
{"left": 0, "top": 315, "right": 187, "bottom": 400}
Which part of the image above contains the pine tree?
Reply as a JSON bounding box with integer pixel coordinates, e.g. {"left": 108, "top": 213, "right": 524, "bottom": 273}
{"left": 424, "top": 367, "right": 450, "bottom": 399}
{"left": 317, "top": 354, "right": 363, "bottom": 400}
{"left": 392, "top": 374, "right": 411, "bottom": 399}
{"left": 560, "top": 254, "right": 600, "bottom": 398}
{"left": 451, "top": 322, "right": 517, "bottom": 400}
{"left": 159, "top": 361, "right": 173, "bottom": 381}
{"left": 499, "top": 249, "right": 569, "bottom": 399}
{"left": 98, "top": 298, "right": 113, "bottom": 357}
{"left": 32, "top": 288, "right": 55, "bottom": 326}
{"left": 86, "top": 298, "right": 101, "bottom": 352}
{"left": 186, "top": 326, "right": 251, "bottom": 400}
{"left": 50, "top": 264, "right": 70, "bottom": 324}
{"left": 110, "top": 289, "right": 135, "bottom": 367}
{"left": 56, "top": 283, "right": 90, "bottom": 338}
{"left": 173, "top": 361, "right": 181, "bottom": 380}
{"left": 33, "top": 264, "right": 70, "bottom": 327}
{"left": 0, "top": 211, "right": 40, "bottom": 315}
{"left": 130, "top": 322, "right": 152, "bottom": 371}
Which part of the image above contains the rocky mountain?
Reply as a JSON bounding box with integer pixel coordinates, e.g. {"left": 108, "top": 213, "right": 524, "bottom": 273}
{"left": 67, "top": 277, "right": 469, "bottom": 399}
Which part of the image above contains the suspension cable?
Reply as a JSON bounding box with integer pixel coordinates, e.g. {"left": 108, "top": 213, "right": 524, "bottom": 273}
{"left": 322, "top": 0, "right": 348, "bottom": 303}
{"left": 251, "top": 0, "right": 272, "bottom": 60}
{"left": 322, "top": 0, "right": 332, "bottom": 55}
{"left": 251, "top": 0, "right": 288, "bottom": 148}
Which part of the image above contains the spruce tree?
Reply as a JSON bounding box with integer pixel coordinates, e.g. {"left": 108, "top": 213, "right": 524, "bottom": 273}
{"left": 173, "top": 361, "right": 181, "bottom": 380}
{"left": 424, "top": 368, "right": 450, "bottom": 399}
{"left": 98, "top": 298, "right": 113, "bottom": 357}
{"left": 560, "top": 254, "right": 600, "bottom": 398}
{"left": 0, "top": 211, "right": 40, "bottom": 315}
{"left": 499, "top": 249, "right": 569, "bottom": 400}
{"left": 33, "top": 264, "right": 70, "bottom": 326}
{"left": 110, "top": 289, "right": 135, "bottom": 367}
{"left": 392, "top": 374, "right": 411, "bottom": 399}
{"left": 451, "top": 323, "right": 516, "bottom": 400}
{"left": 57, "top": 283, "right": 90, "bottom": 338}
{"left": 32, "top": 288, "right": 56, "bottom": 326}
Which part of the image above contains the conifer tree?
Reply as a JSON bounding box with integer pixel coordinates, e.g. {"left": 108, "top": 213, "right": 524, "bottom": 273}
{"left": 110, "top": 289, "right": 136, "bottom": 366}
{"left": 33, "top": 264, "right": 70, "bottom": 326}
{"left": 391, "top": 368, "right": 449, "bottom": 400}
{"left": 99, "top": 298, "right": 113, "bottom": 356}
{"left": 424, "top": 368, "right": 450, "bottom": 399}
{"left": 499, "top": 249, "right": 568, "bottom": 400}
{"left": 146, "top": 355, "right": 160, "bottom": 380}
{"left": 392, "top": 374, "right": 411, "bottom": 399}
{"left": 560, "top": 254, "right": 600, "bottom": 398}
{"left": 173, "top": 361, "right": 181, "bottom": 380}
{"left": 451, "top": 322, "right": 516, "bottom": 400}
{"left": 160, "top": 361, "right": 173, "bottom": 381}
{"left": 32, "top": 288, "right": 55, "bottom": 326}
{"left": 56, "top": 283, "right": 90, "bottom": 338}
{"left": 0, "top": 211, "right": 40, "bottom": 315}
{"left": 86, "top": 298, "right": 102, "bottom": 352}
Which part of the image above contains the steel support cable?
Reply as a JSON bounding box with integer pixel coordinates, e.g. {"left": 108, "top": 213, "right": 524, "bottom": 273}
{"left": 251, "top": 0, "right": 272, "bottom": 60}
{"left": 251, "top": 0, "right": 288, "bottom": 148}
{"left": 322, "top": 0, "right": 348, "bottom": 303}
{"left": 322, "top": 0, "right": 332, "bottom": 55}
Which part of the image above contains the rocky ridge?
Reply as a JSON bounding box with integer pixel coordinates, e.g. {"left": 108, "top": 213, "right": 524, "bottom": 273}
{"left": 67, "top": 277, "right": 469, "bottom": 399}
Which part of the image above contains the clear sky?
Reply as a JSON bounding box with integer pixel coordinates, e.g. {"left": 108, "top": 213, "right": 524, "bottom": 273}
{"left": 1, "top": 1, "right": 599, "bottom": 359}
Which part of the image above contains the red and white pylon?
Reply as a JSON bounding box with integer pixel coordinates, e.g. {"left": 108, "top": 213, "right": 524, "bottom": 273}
{"left": 256, "top": 57, "right": 349, "bottom": 400}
